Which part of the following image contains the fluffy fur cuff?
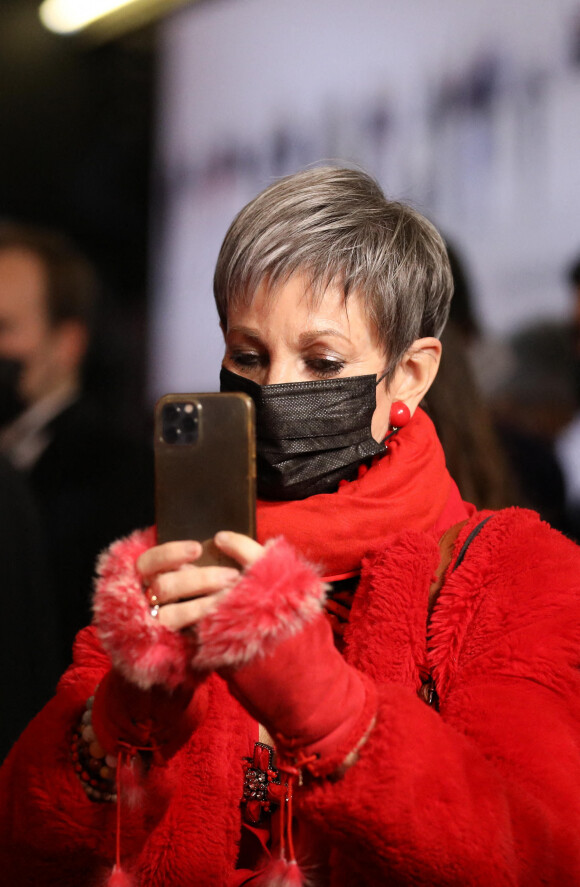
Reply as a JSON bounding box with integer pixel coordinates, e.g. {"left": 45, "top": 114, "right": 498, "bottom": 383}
{"left": 193, "top": 537, "right": 327, "bottom": 671}
{"left": 93, "top": 530, "right": 326, "bottom": 689}
{"left": 93, "top": 527, "right": 195, "bottom": 690}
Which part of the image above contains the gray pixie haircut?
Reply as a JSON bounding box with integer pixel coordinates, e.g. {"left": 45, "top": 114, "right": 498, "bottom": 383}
{"left": 214, "top": 166, "right": 453, "bottom": 376}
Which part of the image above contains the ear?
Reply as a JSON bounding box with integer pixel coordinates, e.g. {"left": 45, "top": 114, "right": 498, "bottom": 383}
{"left": 388, "top": 337, "right": 442, "bottom": 415}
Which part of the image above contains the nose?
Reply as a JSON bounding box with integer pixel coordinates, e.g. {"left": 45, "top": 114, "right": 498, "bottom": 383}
{"left": 261, "top": 358, "right": 296, "bottom": 386}
{"left": 263, "top": 369, "right": 290, "bottom": 385}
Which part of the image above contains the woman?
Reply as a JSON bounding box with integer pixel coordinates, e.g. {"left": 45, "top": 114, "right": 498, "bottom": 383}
{"left": 1, "top": 167, "right": 579, "bottom": 886}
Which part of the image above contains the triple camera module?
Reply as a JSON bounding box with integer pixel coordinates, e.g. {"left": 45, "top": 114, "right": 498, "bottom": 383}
{"left": 161, "top": 401, "right": 199, "bottom": 445}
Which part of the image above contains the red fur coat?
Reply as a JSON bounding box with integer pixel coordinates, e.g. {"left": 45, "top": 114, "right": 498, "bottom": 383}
{"left": 1, "top": 507, "right": 580, "bottom": 885}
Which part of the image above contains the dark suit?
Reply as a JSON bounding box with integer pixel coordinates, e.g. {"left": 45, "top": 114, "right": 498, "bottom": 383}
{"left": 26, "top": 396, "right": 155, "bottom": 669}
{"left": 0, "top": 455, "right": 59, "bottom": 759}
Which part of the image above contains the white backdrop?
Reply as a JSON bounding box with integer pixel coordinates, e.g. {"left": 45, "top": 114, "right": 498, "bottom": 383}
{"left": 150, "top": 0, "right": 580, "bottom": 397}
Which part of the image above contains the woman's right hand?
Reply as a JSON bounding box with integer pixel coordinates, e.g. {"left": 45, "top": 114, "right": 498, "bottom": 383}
{"left": 136, "top": 533, "right": 265, "bottom": 632}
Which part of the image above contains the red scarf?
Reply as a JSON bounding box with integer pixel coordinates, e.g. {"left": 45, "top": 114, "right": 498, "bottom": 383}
{"left": 256, "top": 407, "right": 472, "bottom": 581}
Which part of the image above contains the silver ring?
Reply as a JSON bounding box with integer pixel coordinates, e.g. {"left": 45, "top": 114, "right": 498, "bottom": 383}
{"left": 149, "top": 604, "right": 160, "bottom": 619}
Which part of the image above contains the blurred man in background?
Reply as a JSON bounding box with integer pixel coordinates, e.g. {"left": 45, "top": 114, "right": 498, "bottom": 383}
{"left": 568, "top": 255, "right": 580, "bottom": 360}
{"left": 0, "top": 223, "right": 154, "bottom": 677}
{"left": 554, "top": 253, "right": 580, "bottom": 537}
{"left": 0, "top": 452, "right": 57, "bottom": 760}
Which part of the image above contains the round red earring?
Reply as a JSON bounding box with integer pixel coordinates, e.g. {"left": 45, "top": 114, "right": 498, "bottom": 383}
{"left": 389, "top": 401, "right": 411, "bottom": 429}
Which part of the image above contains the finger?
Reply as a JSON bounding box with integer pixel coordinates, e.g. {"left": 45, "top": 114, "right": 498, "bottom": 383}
{"left": 151, "top": 564, "right": 240, "bottom": 604}
{"left": 157, "top": 594, "right": 220, "bottom": 631}
{"left": 214, "top": 531, "right": 265, "bottom": 569}
{"left": 137, "top": 540, "right": 202, "bottom": 582}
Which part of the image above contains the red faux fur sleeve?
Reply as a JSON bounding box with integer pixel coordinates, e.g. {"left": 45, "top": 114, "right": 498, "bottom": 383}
{"left": 193, "top": 537, "right": 327, "bottom": 670}
{"left": 93, "top": 529, "right": 327, "bottom": 689}
{"left": 93, "top": 527, "right": 195, "bottom": 690}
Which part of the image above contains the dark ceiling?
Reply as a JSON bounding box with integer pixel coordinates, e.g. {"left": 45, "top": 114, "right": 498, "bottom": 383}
{"left": 0, "top": 0, "right": 155, "bottom": 301}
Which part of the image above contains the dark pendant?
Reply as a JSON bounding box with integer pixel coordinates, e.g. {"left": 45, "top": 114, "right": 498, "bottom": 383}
{"left": 241, "top": 741, "right": 285, "bottom": 825}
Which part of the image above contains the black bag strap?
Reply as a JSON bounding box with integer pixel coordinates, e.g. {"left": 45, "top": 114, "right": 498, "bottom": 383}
{"left": 421, "top": 514, "right": 494, "bottom": 709}
{"left": 450, "top": 514, "right": 494, "bottom": 573}
{"left": 428, "top": 515, "right": 494, "bottom": 626}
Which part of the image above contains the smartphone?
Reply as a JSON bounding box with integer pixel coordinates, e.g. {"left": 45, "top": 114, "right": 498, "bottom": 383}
{"left": 154, "top": 392, "right": 256, "bottom": 567}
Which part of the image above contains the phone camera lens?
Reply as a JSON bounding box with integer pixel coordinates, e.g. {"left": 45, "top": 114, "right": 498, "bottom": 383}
{"left": 162, "top": 401, "right": 198, "bottom": 445}
{"left": 163, "top": 426, "right": 179, "bottom": 444}
{"left": 181, "top": 413, "right": 197, "bottom": 442}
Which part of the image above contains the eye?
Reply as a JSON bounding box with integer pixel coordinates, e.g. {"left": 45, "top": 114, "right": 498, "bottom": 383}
{"left": 228, "top": 350, "right": 267, "bottom": 371}
{"left": 305, "top": 357, "right": 346, "bottom": 378}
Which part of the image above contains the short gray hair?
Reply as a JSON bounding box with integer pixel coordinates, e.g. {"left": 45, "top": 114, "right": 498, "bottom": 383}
{"left": 213, "top": 166, "right": 453, "bottom": 375}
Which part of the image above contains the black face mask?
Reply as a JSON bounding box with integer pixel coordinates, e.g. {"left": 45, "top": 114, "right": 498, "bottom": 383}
{"left": 220, "top": 366, "right": 386, "bottom": 500}
{"left": 0, "top": 357, "right": 26, "bottom": 427}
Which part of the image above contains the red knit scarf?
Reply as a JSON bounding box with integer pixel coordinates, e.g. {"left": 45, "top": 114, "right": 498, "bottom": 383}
{"left": 256, "top": 407, "right": 471, "bottom": 581}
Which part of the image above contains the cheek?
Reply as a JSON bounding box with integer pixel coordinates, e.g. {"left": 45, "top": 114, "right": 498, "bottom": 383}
{"left": 7, "top": 321, "right": 48, "bottom": 358}
{"left": 371, "top": 384, "right": 391, "bottom": 442}
{"left": 19, "top": 335, "right": 56, "bottom": 388}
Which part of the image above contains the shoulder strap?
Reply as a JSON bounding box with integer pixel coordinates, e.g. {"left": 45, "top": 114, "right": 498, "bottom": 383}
{"left": 421, "top": 515, "right": 494, "bottom": 708}
{"left": 428, "top": 515, "right": 493, "bottom": 621}
{"left": 451, "top": 514, "right": 493, "bottom": 573}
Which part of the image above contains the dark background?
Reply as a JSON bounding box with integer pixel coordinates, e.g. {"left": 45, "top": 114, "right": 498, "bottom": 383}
{"left": 0, "top": 0, "right": 156, "bottom": 428}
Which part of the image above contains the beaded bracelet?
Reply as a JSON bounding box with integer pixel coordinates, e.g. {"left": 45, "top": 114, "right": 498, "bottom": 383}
{"left": 71, "top": 695, "right": 118, "bottom": 802}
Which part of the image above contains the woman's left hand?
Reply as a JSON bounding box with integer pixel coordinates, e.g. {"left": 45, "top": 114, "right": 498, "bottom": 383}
{"left": 137, "top": 532, "right": 266, "bottom": 632}
{"left": 182, "top": 535, "right": 374, "bottom": 772}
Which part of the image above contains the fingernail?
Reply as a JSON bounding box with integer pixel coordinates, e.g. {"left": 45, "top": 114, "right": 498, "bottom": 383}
{"left": 222, "top": 568, "right": 239, "bottom": 580}
{"left": 214, "top": 531, "right": 229, "bottom": 545}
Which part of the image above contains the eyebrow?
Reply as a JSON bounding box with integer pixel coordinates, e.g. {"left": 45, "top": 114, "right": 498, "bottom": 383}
{"left": 298, "top": 329, "right": 351, "bottom": 346}
{"left": 225, "top": 326, "right": 262, "bottom": 342}
{"left": 226, "top": 325, "right": 351, "bottom": 345}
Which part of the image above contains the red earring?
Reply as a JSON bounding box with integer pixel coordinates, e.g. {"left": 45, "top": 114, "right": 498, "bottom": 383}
{"left": 389, "top": 401, "right": 411, "bottom": 429}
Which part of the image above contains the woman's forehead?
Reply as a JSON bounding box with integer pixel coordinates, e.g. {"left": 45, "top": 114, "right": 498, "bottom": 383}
{"left": 228, "top": 269, "right": 361, "bottom": 321}
{"left": 229, "top": 272, "right": 346, "bottom": 319}
{"left": 226, "top": 273, "right": 384, "bottom": 352}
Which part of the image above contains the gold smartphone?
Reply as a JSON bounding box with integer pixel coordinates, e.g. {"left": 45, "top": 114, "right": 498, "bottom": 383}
{"left": 154, "top": 392, "right": 256, "bottom": 566}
